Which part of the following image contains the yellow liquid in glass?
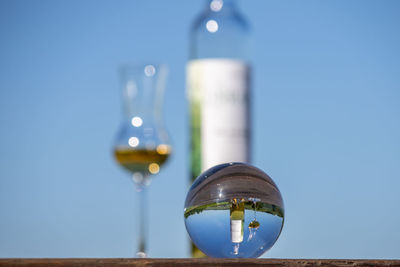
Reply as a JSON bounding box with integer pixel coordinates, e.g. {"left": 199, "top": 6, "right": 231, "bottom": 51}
{"left": 114, "top": 145, "right": 170, "bottom": 175}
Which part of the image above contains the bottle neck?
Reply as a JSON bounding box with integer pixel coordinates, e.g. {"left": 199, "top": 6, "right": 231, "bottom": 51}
{"left": 207, "top": 0, "right": 237, "bottom": 12}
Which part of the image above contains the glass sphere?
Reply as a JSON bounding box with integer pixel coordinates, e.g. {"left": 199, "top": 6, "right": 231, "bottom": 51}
{"left": 184, "top": 163, "right": 284, "bottom": 258}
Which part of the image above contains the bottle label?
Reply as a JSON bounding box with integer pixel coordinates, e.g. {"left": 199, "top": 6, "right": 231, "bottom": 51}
{"left": 230, "top": 219, "right": 244, "bottom": 243}
{"left": 187, "top": 59, "right": 250, "bottom": 172}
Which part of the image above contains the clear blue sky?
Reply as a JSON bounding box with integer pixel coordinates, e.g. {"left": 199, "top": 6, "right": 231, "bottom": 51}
{"left": 1, "top": 0, "right": 399, "bottom": 259}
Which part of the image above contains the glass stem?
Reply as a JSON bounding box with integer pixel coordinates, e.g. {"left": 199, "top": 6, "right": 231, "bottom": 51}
{"left": 135, "top": 181, "right": 148, "bottom": 258}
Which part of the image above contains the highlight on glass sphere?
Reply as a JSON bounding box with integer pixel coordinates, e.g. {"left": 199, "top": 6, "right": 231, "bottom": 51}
{"left": 184, "top": 163, "right": 284, "bottom": 258}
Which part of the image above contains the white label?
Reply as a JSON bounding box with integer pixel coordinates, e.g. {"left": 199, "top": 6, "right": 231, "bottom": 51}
{"left": 187, "top": 59, "right": 250, "bottom": 171}
{"left": 230, "top": 219, "right": 244, "bottom": 243}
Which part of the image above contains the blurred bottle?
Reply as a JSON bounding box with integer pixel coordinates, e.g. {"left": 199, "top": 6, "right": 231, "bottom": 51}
{"left": 187, "top": 0, "right": 252, "bottom": 257}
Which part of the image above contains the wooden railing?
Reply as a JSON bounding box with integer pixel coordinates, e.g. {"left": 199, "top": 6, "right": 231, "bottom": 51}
{"left": 0, "top": 258, "right": 400, "bottom": 266}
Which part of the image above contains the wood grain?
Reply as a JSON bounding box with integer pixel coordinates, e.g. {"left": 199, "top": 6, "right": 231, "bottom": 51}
{"left": 0, "top": 258, "right": 400, "bottom": 267}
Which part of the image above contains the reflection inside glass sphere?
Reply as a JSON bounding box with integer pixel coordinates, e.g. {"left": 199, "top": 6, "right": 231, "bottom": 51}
{"left": 184, "top": 163, "right": 284, "bottom": 258}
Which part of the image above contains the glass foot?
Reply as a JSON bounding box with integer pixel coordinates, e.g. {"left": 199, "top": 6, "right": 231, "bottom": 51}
{"left": 136, "top": 251, "right": 147, "bottom": 258}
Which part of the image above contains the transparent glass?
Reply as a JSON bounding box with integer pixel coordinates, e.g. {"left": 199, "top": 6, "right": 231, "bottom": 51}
{"left": 113, "top": 64, "right": 171, "bottom": 257}
{"left": 190, "top": 0, "right": 251, "bottom": 60}
{"left": 184, "top": 163, "right": 284, "bottom": 258}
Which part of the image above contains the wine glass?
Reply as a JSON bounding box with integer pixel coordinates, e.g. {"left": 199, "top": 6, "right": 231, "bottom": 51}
{"left": 113, "top": 63, "right": 171, "bottom": 258}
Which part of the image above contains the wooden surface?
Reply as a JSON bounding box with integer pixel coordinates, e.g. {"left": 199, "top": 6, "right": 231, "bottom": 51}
{"left": 0, "top": 259, "right": 400, "bottom": 267}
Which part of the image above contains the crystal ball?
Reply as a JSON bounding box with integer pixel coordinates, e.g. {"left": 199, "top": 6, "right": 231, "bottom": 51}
{"left": 184, "top": 163, "right": 284, "bottom": 258}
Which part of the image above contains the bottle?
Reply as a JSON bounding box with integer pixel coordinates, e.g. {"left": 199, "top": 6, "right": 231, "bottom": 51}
{"left": 230, "top": 198, "right": 245, "bottom": 245}
{"left": 187, "top": 0, "right": 251, "bottom": 257}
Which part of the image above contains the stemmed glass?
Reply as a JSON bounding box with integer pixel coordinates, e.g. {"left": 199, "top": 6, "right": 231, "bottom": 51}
{"left": 113, "top": 64, "right": 171, "bottom": 257}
